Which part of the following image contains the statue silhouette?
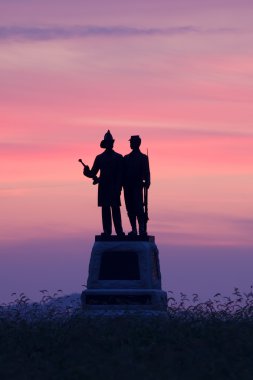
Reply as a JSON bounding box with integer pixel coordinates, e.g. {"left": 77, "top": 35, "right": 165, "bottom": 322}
{"left": 83, "top": 130, "right": 125, "bottom": 237}
{"left": 123, "top": 135, "right": 150, "bottom": 236}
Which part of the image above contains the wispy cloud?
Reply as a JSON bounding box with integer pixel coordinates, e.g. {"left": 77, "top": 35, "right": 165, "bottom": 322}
{"left": 126, "top": 126, "right": 253, "bottom": 140}
{"left": 0, "top": 141, "right": 84, "bottom": 154}
{"left": 0, "top": 142, "right": 57, "bottom": 154}
{"left": 153, "top": 210, "right": 253, "bottom": 246}
{"left": 73, "top": 118, "right": 253, "bottom": 139}
{"left": 230, "top": 217, "right": 253, "bottom": 232}
{"left": 0, "top": 25, "right": 239, "bottom": 42}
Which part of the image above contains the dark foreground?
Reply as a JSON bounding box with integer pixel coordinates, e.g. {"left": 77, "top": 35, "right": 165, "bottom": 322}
{"left": 1, "top": 290, "right": 253, "bottom": 380}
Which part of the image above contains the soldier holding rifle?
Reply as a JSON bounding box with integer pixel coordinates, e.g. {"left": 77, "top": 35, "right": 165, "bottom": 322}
{"left": 123, "top": 135, "right": 150, "bottom": 236}
{"left": 80, "top": 130, "right": 125, "bottom": 237}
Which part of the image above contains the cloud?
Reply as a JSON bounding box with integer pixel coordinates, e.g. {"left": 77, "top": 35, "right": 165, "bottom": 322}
{"left": 0, "top": 25, "right": 240, "bottom": 42}
{"left": 230, "top": 217, "right": 253, "bottom": 232}
{"left": 0, "top": 141, "right": 82, "bottom": 155}
{"left": 132, "top": 126, "right": 253, "bottom": 140}
{"left": 73, "top": 118, "right": 253, "bottom": 140}
{"left": 80, "top": 119, "right": 253, "bottom": 139}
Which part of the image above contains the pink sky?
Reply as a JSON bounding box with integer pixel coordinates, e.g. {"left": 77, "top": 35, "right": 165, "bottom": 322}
{"left": 1, "top": 0, "right": 253, "bottom": 302}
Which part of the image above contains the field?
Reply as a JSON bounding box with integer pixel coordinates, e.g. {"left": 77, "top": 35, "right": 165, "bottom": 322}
{"left": 1, "top": 289, "right": 253, "bottom": 380}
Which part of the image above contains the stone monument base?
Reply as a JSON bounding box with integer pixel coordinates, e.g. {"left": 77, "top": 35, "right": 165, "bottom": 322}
{"left": 81, "top": 235, "right": 167, "bottom": 311}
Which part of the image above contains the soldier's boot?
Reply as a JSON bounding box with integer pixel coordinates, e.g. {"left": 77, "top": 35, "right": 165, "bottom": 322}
{"left": 101, "top": 206, "right": 112, "bottom": 236}
{"left": 128, "top": 215, "right": 137, "bottom": 236}
{"left": 139, "top": 224, "right": 147, "bottom": 237}
{"left": 112, "top": 206, "right": 125, "bottom": 237}
{"left": 138, "top": 215, "right": 147, "bottom": 237}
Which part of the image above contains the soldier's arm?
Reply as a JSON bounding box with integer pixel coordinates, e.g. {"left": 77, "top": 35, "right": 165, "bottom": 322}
{"left": 83, "top": 156, "right": 100, "bottom": 178}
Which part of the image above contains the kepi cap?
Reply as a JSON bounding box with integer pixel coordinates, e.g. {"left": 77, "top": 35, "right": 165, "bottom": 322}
{"left": 129, "top": 135, "right": 141, "bottom": 142}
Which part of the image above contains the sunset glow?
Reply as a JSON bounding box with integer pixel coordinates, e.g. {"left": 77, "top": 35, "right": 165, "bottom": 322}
{"left": 1, "top": 0, "right": 253, "bottom": 302}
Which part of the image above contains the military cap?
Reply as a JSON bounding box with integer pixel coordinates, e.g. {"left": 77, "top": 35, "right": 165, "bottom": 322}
{"left": 129, "top": 135, "right": 141, "bottom": 142}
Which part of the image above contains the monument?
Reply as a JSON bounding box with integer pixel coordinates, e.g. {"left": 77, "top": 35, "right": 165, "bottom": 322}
{"left": 80, "top": 131, "right": 167, "bottom": 311}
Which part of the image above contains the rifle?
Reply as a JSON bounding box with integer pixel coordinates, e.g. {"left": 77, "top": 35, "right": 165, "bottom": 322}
{"left": 78, "top": 159, "right": 99, "bottom": 185}
{"left": 143, "top": 184, "right": 149, "bottom": 223}
{"left": 143, "top": 148, "right": 150, "bottom": 223}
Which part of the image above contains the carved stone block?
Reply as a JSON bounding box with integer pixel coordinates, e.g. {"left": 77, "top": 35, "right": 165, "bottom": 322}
{"left": 81, "top": 236, "right": 167, "bottom": 311}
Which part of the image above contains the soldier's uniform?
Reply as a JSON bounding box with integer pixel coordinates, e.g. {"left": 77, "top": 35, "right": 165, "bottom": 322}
{"left": 83, "top": 131, "right": 124, "bottom": 236}
{"left": 123, "top": 136, "right": 150, "bottom": 235}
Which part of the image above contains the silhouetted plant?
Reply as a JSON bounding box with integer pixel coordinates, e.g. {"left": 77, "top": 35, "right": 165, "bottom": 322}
{"left": 1, "top": 288, "right": 253, "bottom": 380}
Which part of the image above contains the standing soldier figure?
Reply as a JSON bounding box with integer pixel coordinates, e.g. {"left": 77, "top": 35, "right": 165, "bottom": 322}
{"left": 83, "top": 130, "right": 125, "bottom": 237}
{"left": 123, "top": 135, "right": 150, "bottom": 236}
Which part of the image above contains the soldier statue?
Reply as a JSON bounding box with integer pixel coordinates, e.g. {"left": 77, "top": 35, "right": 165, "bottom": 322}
{"left": 123, "top": 135, "right": 150, "bottom": 236}
{"left": 82, "top": 130, "right": 125, "bottom": 237}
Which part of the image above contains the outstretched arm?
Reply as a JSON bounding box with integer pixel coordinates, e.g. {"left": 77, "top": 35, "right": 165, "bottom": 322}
{"left": 82, "top": 156, "right": 100, "bottom": 184}
{"left": 83, "top": 157, "right": 99, "bottom": 177}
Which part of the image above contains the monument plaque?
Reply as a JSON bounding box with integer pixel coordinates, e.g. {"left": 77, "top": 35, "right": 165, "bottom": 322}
{"left": 99, "top": 251, "right": 140, "bottom": 280}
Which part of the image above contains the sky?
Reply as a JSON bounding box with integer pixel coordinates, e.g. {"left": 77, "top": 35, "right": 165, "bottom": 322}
{"left": 1, "top": 0, "right": 253, "bottom": 303}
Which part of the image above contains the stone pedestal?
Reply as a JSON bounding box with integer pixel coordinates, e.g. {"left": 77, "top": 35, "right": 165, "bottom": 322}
{"left": 81, "top": 236, "right": 167, "bottom": 311}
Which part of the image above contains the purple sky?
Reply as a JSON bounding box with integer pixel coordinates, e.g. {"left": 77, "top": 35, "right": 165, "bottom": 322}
{"left": 1, "top": 0, "right": 253, "bottom": 303}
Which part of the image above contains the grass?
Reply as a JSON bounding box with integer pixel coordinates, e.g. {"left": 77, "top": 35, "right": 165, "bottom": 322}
{"left": 1, "top": 289, "right": 253, "bottom": 380}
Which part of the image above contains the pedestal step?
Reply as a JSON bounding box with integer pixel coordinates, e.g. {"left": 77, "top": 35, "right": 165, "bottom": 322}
{"left": 82, "top": 289, "right": 167, "bottom": 311}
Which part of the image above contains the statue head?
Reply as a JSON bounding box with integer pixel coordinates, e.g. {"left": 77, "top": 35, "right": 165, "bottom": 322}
{"left": 129, "top": 135, "right": 141, "bottom": 150}
{"left": 100, "top": 130, "right": 114, "bottom": 149}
